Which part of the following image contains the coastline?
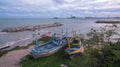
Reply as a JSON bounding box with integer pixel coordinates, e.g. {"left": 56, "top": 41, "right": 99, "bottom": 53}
{"left": 0, "top": 20, "right": 120, "bottom": 67}
{"left": 0, "top": 31, "right": 51, "bottom": 51}
{"left": 0, "top": 38, "right": 33, "bottom": 51}
{"left": 0, "top": 22, "right": 63, "bottom": 50}
{"left": 0, "top": 33, "right": 52, "bottom": 67}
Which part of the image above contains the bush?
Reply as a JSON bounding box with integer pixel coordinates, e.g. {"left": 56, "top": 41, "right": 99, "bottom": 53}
{"left": 89, "top": 42, "right": 120, "bottom": 67}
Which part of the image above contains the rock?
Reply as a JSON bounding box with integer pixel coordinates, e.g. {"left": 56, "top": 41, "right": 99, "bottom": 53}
{"left": 60, "top": 64, "right": 68, "bottom": 67}
{"left": 2, "top": 23, "right": 63, "bottom": 32}
{"left": 96, "top": 20, "right": 120, "bottom": 24}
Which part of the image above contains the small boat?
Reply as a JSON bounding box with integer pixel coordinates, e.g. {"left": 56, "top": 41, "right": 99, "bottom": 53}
{"left": 65, "top": 31, "right": 85, "bottom": 59}
{"left": 31, "top": 33, "right": 68, "bottom": 58}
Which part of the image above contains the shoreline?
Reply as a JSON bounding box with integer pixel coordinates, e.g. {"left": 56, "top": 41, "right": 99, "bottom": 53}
{"left": 0, "top": 38, "right": 33, "bottom": 51}
{"left": 0, "top": 30, "right": 51, "bottom": 51}
{"left": 0, "top": 22, "right": 62, "bottom": 50}
{"left": 0, "top": 33, "right": 52, "bottom": 67}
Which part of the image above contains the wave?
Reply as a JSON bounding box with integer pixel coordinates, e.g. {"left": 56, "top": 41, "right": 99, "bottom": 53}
{"left": 0, "top": 41, "right": 16, "bottom": 49}
{"left": 0, "top": 37, "right": 32, "bottom": 49}
{"left": 0, "top": 32, "right": 7, "bottom": 34}
{"left": 15, "top": 37, "right": 32, "bottom": 43}
{"left": 0, "top": 28, "right": 1, "bottom": 32}
{"left": 5, "top": 41, "right": 16, "bottom": 46}
{"left": 0, "top": 28, "right": 7, "bottom": 34}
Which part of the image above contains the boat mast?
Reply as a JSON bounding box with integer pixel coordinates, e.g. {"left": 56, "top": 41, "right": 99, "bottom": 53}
{"left": 32, "top": 29, "right": 39, "bottom": 48}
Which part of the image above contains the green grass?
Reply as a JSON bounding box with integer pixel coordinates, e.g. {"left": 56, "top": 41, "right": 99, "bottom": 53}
{"left": 4, "top": 36, "right": 120, "bottom": 67}
{"left": 38, "top": 36, "right": 52, "bottom": 43}
{"left": 19, "top": 36, "right": 92, "bottom": 67}
{"left": 19, "top": 47, "right": 91, "bottom": 67}
{"left": 19, "top": 40, "right": 119, "bottom": 67}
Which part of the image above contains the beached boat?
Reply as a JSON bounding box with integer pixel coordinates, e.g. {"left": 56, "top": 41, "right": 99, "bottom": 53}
{"left": 65, "top": 32, "right": 85, "bottom": 59}
{"left": 31, "top": 33, "right": 68, "bottom": 58}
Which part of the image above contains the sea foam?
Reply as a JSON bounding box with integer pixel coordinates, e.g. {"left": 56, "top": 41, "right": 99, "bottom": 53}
{"left": 0, "top": 32, "right": 7, "bottom": 34}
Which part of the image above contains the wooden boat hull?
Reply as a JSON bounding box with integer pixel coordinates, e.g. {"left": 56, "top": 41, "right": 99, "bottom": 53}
{"left": 31, "top": 39, "right": 67, "bottom": 58}
{"left": 66, "top": 46, "right": 84, "bottom": 56}
{"left": 65, "top": 37, "right": 85, "bottom": 58}
{"left": 31, "top": 44, "right": 65, "bottom": 58}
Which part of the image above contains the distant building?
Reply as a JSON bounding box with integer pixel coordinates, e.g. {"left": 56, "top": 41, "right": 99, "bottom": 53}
{"left": 70, "top": 15, "right": 77, "bottom": 19}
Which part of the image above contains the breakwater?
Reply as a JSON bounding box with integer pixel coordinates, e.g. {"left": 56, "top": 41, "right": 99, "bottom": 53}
{"left": 96, "top": 20, "right": 120, "bottom": 24}
{"left": 2, "top": 22, "right": 63, "bottom": 32}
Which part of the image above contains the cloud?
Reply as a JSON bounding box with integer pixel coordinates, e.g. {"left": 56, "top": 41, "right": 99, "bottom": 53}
{"left": 0, "top": 0, "right": 120, "bottom": 18}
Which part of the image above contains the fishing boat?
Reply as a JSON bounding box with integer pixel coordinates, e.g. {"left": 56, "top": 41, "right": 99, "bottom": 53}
{"left": 65, "top": 31, "right": 85, "bottom": 59}
{"left": 31, "top": 32, "right": 68, "bottom": 58}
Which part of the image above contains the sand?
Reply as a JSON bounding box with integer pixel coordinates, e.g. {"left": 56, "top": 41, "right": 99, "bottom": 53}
{"left": 0, "top": 46, "right": 33, "bottom": 67}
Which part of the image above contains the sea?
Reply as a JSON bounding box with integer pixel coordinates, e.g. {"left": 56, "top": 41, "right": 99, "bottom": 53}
{"left": 0, "top": 18, "right": 120, "bottom": 48}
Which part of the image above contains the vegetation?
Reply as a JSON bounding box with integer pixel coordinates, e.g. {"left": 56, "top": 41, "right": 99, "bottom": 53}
{"left": 20, "top": 47, "right": 91, "bottom": 67}
{"left": 86, "top": 24, "right": 120, "bottom": 67}
{"left": 87, "top": 24, "right": 120, "bottom": 49}
{"left": 89, "top": 42, "right": 120, "bottom": 67}
{"left": 38, "top": 36, "right": 52, "bottom": 43}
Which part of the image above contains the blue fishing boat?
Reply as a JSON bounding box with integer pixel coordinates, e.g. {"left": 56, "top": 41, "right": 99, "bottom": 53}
{"left": 31, "top": 33, "right": 68, "bottom": 58}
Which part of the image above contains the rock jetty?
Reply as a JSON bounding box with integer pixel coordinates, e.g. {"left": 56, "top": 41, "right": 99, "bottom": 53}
{"left": 2, "top": 22, "right": 63, "bottom": 32}
{"left": 96, "top": 20, "right": 120, "bottom": 24}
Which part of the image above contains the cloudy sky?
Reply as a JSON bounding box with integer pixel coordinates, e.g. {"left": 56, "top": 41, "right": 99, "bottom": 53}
{"left": 0, "top": 0, "right": 120, "bottom": 18}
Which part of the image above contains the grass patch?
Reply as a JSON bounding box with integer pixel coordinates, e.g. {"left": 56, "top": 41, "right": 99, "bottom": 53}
{"left": 19, "top": 39, "right": 120, "bottom": 67}
{"left": 20, "top": 46, "right": 91, "bottom": 67}
{"left": 19, "top": 37, "right": 92, "bottom": 67}
{"left": 38, "top": 36, "right": 52, "bottom": 43}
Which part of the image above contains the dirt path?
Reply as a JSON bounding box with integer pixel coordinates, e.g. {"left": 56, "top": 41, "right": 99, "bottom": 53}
{"left": 0, "top": 46, "right": 33, "bottom": 67}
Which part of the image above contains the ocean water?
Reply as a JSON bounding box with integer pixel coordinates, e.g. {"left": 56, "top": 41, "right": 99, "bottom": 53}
{"left": 0, "top": 18, "right": 119, "bottom": 47}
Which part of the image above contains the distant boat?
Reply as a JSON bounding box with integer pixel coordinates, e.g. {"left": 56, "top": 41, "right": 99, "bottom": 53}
{"left": 31, "top": 33, "right": 68, "bottom": 58}
{"left": 53, "top": 17, "right": 58, "bottom": 19}
{"left": 70, "top": 14, "right": 77, "bottom": 19}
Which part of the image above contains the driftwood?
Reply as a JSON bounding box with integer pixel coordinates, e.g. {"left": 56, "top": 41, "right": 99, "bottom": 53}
{"left": 2, "top": 22, "right": 63, "bottom": 32}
